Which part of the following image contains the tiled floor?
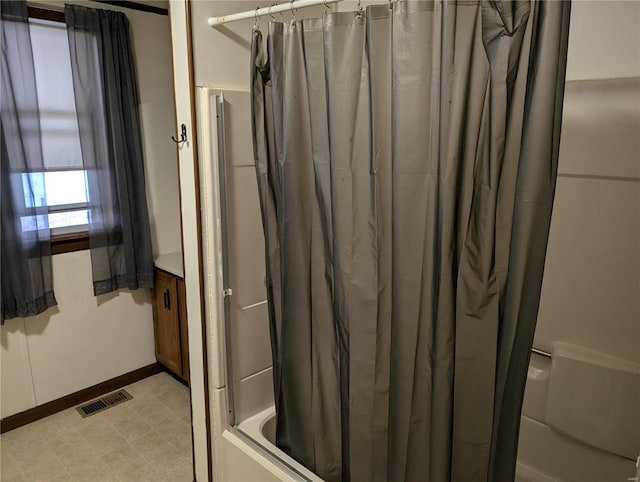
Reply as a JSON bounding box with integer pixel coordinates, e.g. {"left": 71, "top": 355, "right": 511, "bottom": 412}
{"left": 0, "top": 372, "right": 193, "bottom": 482}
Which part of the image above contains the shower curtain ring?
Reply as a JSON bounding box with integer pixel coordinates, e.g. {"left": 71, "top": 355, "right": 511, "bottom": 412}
{"left": 269, "top": 4, "right": 276, "bottom": 20}
{"left": 289, "top": 0, "right": 297, "bottom": 23}
{"left": 323, "top": 0, "right": 331, "bottom": 13}
{"left": 253, "top": 7, "right": 260, "bottom": 30}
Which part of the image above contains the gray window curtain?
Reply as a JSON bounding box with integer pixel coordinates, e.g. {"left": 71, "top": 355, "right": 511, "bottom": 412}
{"left": 65, "top": 4, "right": 153, "bottom": 296}
{"left": 1, "top": 0, "right": 57, "bottom": 324}
{"left": 250, "top": 1, "right": 571, "bottom": 482}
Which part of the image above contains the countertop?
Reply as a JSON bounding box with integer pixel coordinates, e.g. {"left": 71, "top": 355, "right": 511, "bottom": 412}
{"left": 154, "top": 251, "right": 184, "bottom": 278}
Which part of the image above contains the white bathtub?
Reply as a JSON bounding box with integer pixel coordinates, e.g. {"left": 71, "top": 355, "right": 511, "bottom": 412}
{"left": 235, "top": 404, "right": 635, "bottom": 482}
{"left": 235, "top": 406, "right": 558, "bottom": 482}
{"left": 236, "top": 407, "right": 325, "bottom": 482}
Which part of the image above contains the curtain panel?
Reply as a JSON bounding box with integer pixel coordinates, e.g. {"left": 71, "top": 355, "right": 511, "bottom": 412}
{"left": 65, "top": 4, "right": 153, "bottom": 296}
{"left": 1, "top": 0, "right": 57, "bottom": 324}
{"left": 250, "top": 1, "right": 571, "bottom": 481}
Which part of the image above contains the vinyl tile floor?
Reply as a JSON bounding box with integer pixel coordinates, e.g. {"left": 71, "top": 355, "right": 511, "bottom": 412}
{"left": 0, "top": 372, "right": 193, "bottom": 482}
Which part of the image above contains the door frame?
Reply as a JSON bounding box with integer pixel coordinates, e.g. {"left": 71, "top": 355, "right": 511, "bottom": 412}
{"left": 168, "top": 1, "right": 213, "bottom": 480}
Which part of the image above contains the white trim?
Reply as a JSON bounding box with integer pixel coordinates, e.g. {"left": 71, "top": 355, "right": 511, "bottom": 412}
{"left": 169, "top": 2, "right": 210, "bottom": 481}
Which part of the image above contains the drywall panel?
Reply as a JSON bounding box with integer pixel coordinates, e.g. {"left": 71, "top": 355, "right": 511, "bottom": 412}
{"left": 129, "top": 6, "right": 182, "bottom": 257}
{"left": 191, "top": 1, "right": 326, "bottom": 89}
{"left": 233, "top": 367, "right": 274, "bottom": 424}
{"left": 0, "top": 319, "right": 37, "bottom": 418}
{"left": 517, "top": 416, "right": 635, "bottom": 482}
{"left": 565, "top": 0, "right": 640, "bottom": 81}
{"left": 559, "top": 78, "right": 640, "bottom": 179}
{"left": 227, "top": 165, "right": 266, "bottom": 308}
{"left": 230, "top": 302, "right": 271, "bottom": 382}
{"left": 340, "top": 1, "right": 640, "bottom": 81}
{"left": 535, "top": 177, "right": 640, "bottom": 363}
{"left": 22, "top": 251, "right": 156, "bottom": 405}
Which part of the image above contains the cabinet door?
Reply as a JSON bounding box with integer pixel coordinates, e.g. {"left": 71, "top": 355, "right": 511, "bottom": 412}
{"left": 153, "top": 269, "right": 182, "bottom": 375}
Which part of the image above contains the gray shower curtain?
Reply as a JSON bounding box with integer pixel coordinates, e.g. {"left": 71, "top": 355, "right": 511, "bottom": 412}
{"left": 250, "top": 1, "right": 570, "bottom": 481}
{"left": 65, "top": 4, "right": 153, "bottom": 296}
{"left": 1, "top": 0, "right": 57, "bottom": 324}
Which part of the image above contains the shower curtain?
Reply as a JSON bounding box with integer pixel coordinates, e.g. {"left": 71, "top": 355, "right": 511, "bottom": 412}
{"left": 1, "top": 0, "right": 57, "bottom": 323}
{"left": 65, "top": 5, "right": 154, "bottom": 296}
{"left": 250, "top": 2, "right": 570, "bottom": 481}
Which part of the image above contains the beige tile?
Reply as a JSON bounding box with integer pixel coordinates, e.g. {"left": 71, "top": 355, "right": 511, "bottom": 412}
{"left": 55, "top": 442, "right": 100, "bottom": 471}
{"left": 20, "top": 454, "right": 68, "bottom": 481}
{"left": 155, "top": 417, "right": 191, "bottom": 439}
{"left": 128, "top": 429, "right": 165, "bottom": 456}
{"left": 167, "top": 430, "right": 193, "bottom": 455}
{"left": 141, "top": 374, "right": 176, "bottom": 395}
{"left": 49, "top": 473, "right": 73, "bottom": 482}
{"left": 157, "top": 384, "right": 187, "bottom": 400}
{"left": 141, "top": 406, "right": 180, "bottom": 430}
{"left": 91, "top": 432, "right": 131, "bottom": 455}
{"left": 101, "top": 446, "right": 149, "bottom": 476}
{"left": 78, "top": 418, "right": 115, "bottom": 442}
{"left": 44, "top": 428, "right": 86, "bottom": 452}
{"left": 111, "top": 417, "right": 154, "bottom": 443}
{"left": 0, "top": 473, "right": 28, "bottom": 482}
{"left": 160, "top": 389, "right": 191, "bottom": 417}
{"left": 140, "top": 440, "right": 183, "bottom": 471}
{"left": 38, "top": 419, "right": 80, "bottom": 443}
{"left": 131, "top": 397, "right": 167, "bottom": 417}
{"left": 65, "top": 459, "right": 119, "bottom": 482}
{"left": 114, "top": 460, "right": 159, "bottom": 482}
{"left": 0, "top": 373, "right": 193, "bottom": 482}
{"left": 12, "top": 439, "right": 56, "bottom": 466}
{"left": 155, "top": 456, "right": 194, "bottom": 482}
{"left": 0, "top": 451, "right": 22, "bottom": 479}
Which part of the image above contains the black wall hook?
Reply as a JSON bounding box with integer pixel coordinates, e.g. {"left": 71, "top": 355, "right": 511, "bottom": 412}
{"left": 172, "top": 123, "right": 187, "bottom": 144}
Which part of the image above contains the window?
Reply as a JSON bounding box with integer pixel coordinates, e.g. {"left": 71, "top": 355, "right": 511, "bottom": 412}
{"left": 27, "top": 15, "right": 89, "bottom": 238}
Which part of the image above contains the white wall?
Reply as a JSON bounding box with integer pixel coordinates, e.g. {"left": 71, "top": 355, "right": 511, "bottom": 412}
{"left": 131, "top": 4, "right": 182, "bottom": 257}
{"left": 192, "top": 0, "right": 326, "bottom": 89}
{"left": 565, "top": 0, "right": 640, "bottom": 81}
{"left": 1, "top": 251, "right": 156, "bottom": 418}
{"left": 1, "top": 1, "right": 179, "bottom": 419}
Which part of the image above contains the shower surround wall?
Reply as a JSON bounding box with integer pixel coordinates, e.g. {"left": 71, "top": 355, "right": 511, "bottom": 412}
{"left": 191, "top": 3, "right": 326, "bottom": 480}
{"left": 191, "top": 1, "right": 640, "bottom": 481}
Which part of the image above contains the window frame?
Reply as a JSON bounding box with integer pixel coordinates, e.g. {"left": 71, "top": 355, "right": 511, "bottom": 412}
{"left": 28, "top": 6, "right": 89, "bottom": 255}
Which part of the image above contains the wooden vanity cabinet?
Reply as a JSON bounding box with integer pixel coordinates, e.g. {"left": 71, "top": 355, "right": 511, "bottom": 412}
{"left": 152, "top": 267, "right": 189, "bottom": 383}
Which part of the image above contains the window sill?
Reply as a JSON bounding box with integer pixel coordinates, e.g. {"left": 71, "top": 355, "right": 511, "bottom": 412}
{"left": 51, "top": 232, "right": 89, "bottom": 255}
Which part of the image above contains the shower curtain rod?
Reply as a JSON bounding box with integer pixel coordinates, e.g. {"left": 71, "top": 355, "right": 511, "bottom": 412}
{"left": 208, "top": 0, "right": 343, "bottom": 27}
